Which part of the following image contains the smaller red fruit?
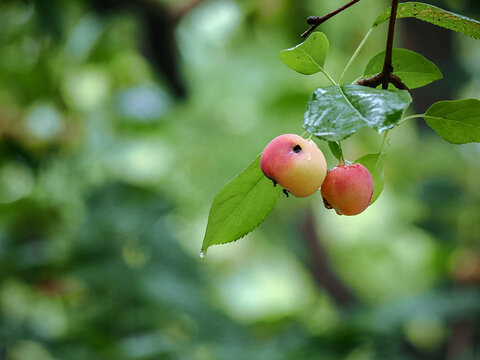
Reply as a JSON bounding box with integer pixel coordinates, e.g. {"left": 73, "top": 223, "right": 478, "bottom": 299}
{"left": 321, "top": 163, "right": 374, "bottom": 216}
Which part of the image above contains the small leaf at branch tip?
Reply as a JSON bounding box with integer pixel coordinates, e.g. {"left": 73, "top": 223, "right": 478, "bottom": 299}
{"left": 279, "top": 32, "right": 329, "bottom": 75}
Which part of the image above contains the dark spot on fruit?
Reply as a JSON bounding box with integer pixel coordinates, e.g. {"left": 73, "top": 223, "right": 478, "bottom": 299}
{"left": 323, "top": 197, "right": 332, "bottom": 209}
{"left": 293, "top": 145, "right": 302, "bottom": 153}
{"left": 265, "top": 176, "right": 278, "bottom": 187}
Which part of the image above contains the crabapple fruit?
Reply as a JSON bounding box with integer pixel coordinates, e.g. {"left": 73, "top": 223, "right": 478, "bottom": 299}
{"left": 321, "top": 163, "right": 374, "bottom": 215}
{"left": 260, "top": 134, "right": 327, "bottom": 197}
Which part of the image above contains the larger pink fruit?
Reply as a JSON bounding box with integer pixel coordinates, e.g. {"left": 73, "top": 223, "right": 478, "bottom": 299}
{"left": 321, "top": 163, "right": 374, "bottom": 215}
{"left": 260, "top": 134, "right": 327, "bottom": 197}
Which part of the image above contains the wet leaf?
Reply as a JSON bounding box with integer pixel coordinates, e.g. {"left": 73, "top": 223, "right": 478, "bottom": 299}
{"left": 304, "top": 85, "right": 412, "bottom": 141}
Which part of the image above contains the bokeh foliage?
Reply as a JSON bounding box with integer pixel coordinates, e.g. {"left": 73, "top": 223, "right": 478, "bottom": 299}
{"left": 0, "top": 0, "right": 479, "bottom": 359}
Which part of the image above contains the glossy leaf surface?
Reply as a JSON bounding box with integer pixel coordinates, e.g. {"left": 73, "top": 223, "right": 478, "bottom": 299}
{"left": 304, "top": 85, "right": 412, "bottom": 141}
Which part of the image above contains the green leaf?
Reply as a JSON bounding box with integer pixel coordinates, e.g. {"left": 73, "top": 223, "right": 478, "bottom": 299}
{"left": 304, "top": 85, "right": 412, "bottom": 141}
{"left": 279, "top": 32, "right": 329, "bottom": 75}
{"left": 364, "top": 48, "right": 442, "bottom": 89}
{"left": 201, "top": 155, "right": 282, "bottom": 254}
{"left": 356, "top": 152, "right": 386, "bottom": 205}
{"left": 328, "top": 141, "right": 343, "bottom": 160}
{"left": 423, "top": 99, "right": 480, "bottom": 144}
{"left": 373, "top": 2, "right": 480, "bottom": 39}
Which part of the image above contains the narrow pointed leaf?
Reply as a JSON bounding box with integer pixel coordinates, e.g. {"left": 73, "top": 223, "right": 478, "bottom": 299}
{"left": 202, "top": 155, "right": 282, "bottom": 254}
{"left": 304, "top": 85, "right": 412, "bottom": 141}
{"left": 280, "top": 32, "right": 329, "bottom": 75}
{"left": 423, "top": 99, "right": 480, "bottom": 144}
{"left": 374, "top": 2, "right": 480, "bottom": 39}
{"left": 364, "top": 48, "right": 442, "bottom": 89}
{"left": 356, "top": 152, "right": 386, "bottom": 205}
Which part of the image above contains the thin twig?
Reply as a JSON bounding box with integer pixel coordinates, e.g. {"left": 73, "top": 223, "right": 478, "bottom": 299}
{"left": 338, "top": 27, "right": 373, "bottom": 84}
{"left": 301, "top": 0, "right": 362, "bottom": 38}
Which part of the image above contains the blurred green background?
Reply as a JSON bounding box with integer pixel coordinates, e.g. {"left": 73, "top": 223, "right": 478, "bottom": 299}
{"left": 1, "top": 0, "right": 480, "bottom": 359}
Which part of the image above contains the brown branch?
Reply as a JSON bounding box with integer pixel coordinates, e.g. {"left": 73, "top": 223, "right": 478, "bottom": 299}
{"left": 300, "top": 210, "right": 359, "bottom": 310}
{"left": 301, "top": 0, "right": 362, "bottom": 38}
{"left": 381, "top": 0, "right": 399, "bottom": 89}
{"left": 356, "top": 0, "right": 412, "bottom": 95}
{"left": 357, "top": 73, "right": 413, "bottom": 96}
{"left": 357, "top": 73, "right": 383, "bottom": 88}
{"left": 390, "top": 73, "right": 412, "bottom": 95}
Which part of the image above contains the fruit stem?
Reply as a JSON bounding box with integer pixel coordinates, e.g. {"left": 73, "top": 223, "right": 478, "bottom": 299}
{"left": 372, "top": 130, "right": 389, "bottom": 173}
{"left": 379, "top": 130, "right": 389, "bottom": 154}
{"left": 398, "top": 113, "right": 426, "bottom": 124}
{"left": 338, "top": 27, "right": 373, "bottom": 84}
{"left": 338, "top": 141, "right": 345, "bottom": 165}
{"left": 321, "top": 69, "right": 338, "bottom": 86}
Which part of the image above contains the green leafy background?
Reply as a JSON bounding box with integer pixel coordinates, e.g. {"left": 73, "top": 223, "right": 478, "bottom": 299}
{"left": 280, "top": 32, "right": 329, "bottom": 75}
{"left": 0, "top": 0, "right": 479, "bottom": 359}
